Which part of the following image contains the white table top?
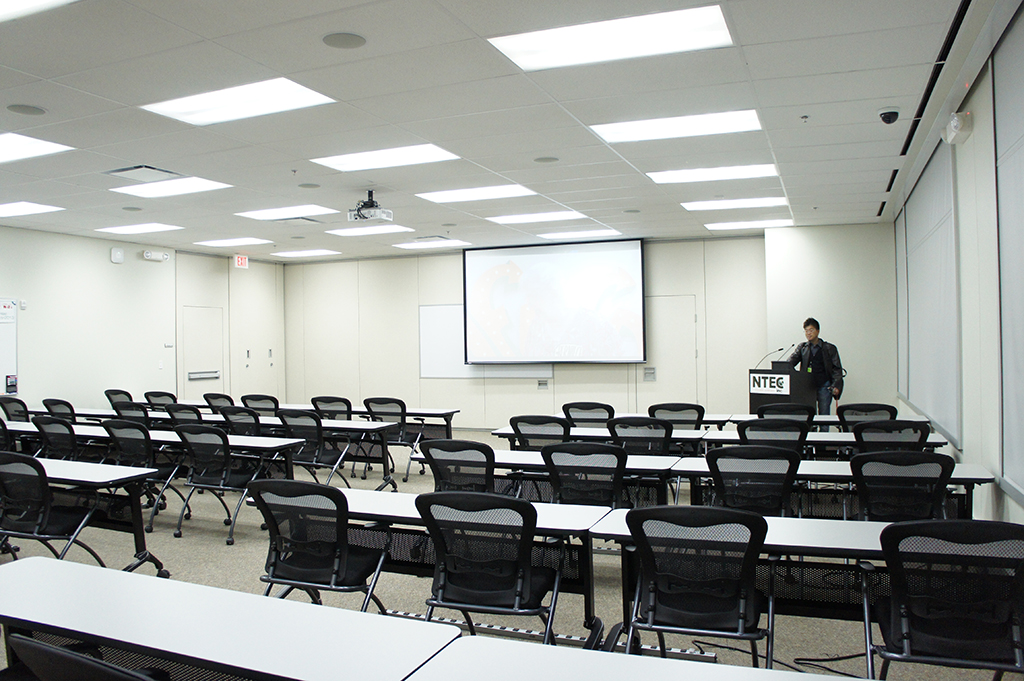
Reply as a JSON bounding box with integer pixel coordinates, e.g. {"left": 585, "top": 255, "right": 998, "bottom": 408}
{"left": 491, "top": 425, "right": 705, "bottom": 442}
{"left": 412, "top": 449, "right": 681, "bottom": 473}
{"left": 730, "top": 413, "right": 931, "bottom": 425}
{"left": 702, "top": 429, "right": 948, "bottom": 448}
{"left": 177, "top": 399, "right": 460, "bottom": 419}
{"left": 590, "top": 509, "right": 888, "bottom": 559}
{"left": 37, "top": 458, "right": 157, "bottom": 487}
{"left": 0, "top": 558, "right": 460, "bottom": 681}
{"left": 409, "top": 635, "right": 834, "bottom": 681}
{"left": 339, "top": 488, "right": 610, "bottom": 534}
{"left": 670, "top": 458, "right": 995, "bottom": 484}
{"left": 4, "top": 420, "right": 304, "bottom": 451}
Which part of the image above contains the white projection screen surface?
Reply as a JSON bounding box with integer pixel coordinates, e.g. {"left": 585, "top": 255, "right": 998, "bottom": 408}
{"left": 463, "top": 240, "right": 646, "bottom": 363}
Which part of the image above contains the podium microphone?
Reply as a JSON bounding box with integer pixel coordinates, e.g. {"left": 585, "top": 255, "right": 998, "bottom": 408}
{"left": 754, "top": 347, "right": 784, "bottom": 370}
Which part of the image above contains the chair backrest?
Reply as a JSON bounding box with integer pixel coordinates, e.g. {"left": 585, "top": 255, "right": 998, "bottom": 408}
{"left": 31, "top": 415, "right": 78, "bottom": 460}
{"left": 101, "top": 419, "right": 154, "bottom": 468}
{"left": 508, "top": 415, "right": 571, "bottom": 451}
{"left": 175, "top": 424, "right": 234, "bottom": 485}
{"left": 541, "top": 441, "right": 628, "bottom": 507}
{"left": 165, "top": 403, "right": 203, "bottom": 425}
{"left": 0, "top": 451, "right": 51, "bottom": 534}
{"left": 363, "top": 397, "right": 407, "bottom": 423}
{"left": 562, "top": 401, "right": 615, "bottom": 426}
{"left": 608, "top": 416, "right": 673, "bottom": 454}
{"left": 220, "top": 405, "right": 262, "bottom": 436}
{"left": 311, "top": 396, "right": 353, "bottom": 421}
{"left": 851, "top": 451, "right": 955, "bottom": 521}
{"left": 625, "top": 505, "right": 768, "bottom": 629}
{"left": 853, "top": 420, "right": 930, "bottom": 452}
{"left": 278, "top": 409, "right": 325, "bottom": 460}
{"left": 104, "top": 389, "right": 133, "bottom": 409}
{"left": 0, "top": 419, "right": 8, "bottom": 451}
{"left": 415, "top": 491, "right": 539, "bottom": 607}
{"left": 836, "top": 403, "right": 898, "bottom": 432}
{"left": 648, "top": 402, "right": 705, "bottom": 430}
{"left": 420, "top": 439, "right": 496, "bottom": 493}
{"left": 203, "top": 392, "right": 234, "bottom": 413}
{"left": 241, "top": 394, "right": 280, "bottom": 416}
{"left": 737, "top": 418, "right": 809, "bottom": 452}
{"left": 879, "top": 520, "right": 1024, "bottom": 665}
{"left": 144, "top": 391, "right": 177, "bottom": 407}
{"left": 0, "top": 396, "right": 29, "bottom": 422}
{"left": 9, "top": 633, "right": 154, "bottom": 681}
{"left": 247, "top": 479, "right": 351, "bottom": 586}
{"left": 111, "top": 401, "right": 151, "bottom": 428}
{"left": 756, "top": 402, "right": 815, "bottom": 424}
{"left": 706, "top": 445, "right": 801, "bottom": 516}
{"left": 42, "top": 398, "right": 76, "bottom": 423}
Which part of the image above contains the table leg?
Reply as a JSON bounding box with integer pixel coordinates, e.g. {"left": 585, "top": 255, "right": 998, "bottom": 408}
{"left": 375, "top": 433, "right": 398, "bottom": 492}
{"left": 120, "top": 481, "right": 169, "bottom": 578}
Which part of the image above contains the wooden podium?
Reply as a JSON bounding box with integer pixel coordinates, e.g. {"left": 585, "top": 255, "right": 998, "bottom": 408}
{"left": 748, "top": 362, "right": 816, "bottom": 412}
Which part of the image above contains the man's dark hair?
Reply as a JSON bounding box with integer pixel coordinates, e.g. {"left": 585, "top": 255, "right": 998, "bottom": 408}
{"left": 803, "top": 317, "right": 820, "bottom": 330}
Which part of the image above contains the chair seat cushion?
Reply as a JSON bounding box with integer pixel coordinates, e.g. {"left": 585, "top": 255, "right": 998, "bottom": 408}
{"left": 643, "top": 586, "right": 767, "bottom": 632}
{"left": 875, "top": 599, "right": 1018, "bottom": 662}
{"left": 434, "top": 565, "right": 557, "bottom": 610}
{"left": 270, "top": 545, "right": 382, "bottom": 588}
{"left": 41, "top": 505, "right": 92, "bottom": 536}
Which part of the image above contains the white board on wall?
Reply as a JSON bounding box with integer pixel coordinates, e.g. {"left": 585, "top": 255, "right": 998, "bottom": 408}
{"left": 0, "top": 298, "right": 16, "bottom": 395}
{"left": 419, "top": 305, "right": 552, "bottom": 379}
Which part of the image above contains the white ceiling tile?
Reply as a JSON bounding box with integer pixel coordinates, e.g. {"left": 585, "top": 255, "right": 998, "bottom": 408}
{"left": 753, "top": 65, "right": 935, "bottom": 107}
{"left": 562, "top": 82, "right": 759, "bottom": 126}
{"left": 402, "top": 105, "right": 580, "bottom": 143}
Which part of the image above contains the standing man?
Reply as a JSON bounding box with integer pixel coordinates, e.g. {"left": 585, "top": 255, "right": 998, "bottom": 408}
{"left": 788, "top": 318, "right": 844, "bottom": 415}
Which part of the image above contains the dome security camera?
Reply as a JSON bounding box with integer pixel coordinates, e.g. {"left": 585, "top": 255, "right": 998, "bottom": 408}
{"left": 878, "top": 108, "right": 900, "bottom": 125}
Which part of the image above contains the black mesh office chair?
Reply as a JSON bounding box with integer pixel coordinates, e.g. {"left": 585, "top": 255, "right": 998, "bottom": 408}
{"left": 608, "top": 416, "right": 673, "bottom": 454}
{"left": 31, "top": 415, "right": 80, "bottom": 460}
{"left": 836, "top": 403, "right": 898, "bottom": 432}
{"left": 649, "top": 403, "right": 704, "bottom": 456}
{"left": 562, "top": 401, "right": 615, "bottom": 426}
{"left": 861, "top": 519, "right": 1024, "bottom": 679}
{"left": 623, "top": 506, "right": 775, "bottom": 668}
{"left": 104, "top": 389, "right": 133, "bottom": 410}
{"left": 112, "top": 401, "right": 152, "bottom": 429}
{"left": 0, "top": 451, "right": 104, "bottom": 565}
{"left": 174, "top": 424, "right": 265, "bottom": 545}
{"left": 248, "top": 479, "right": 389, "bottom": 611}
{"left": 509, "top": 415, "right": 571, "bottom": 451}
{"left": 165, "top": 403, "right": 203, "bottom": 426}
{"left": 203, "top": 392, "right": 234, "bottom": 413}
{"left": 363, "top": 397, "right": 422, "bottom": 482}
{"left": 144, "top": 391, "right": 176, "bottom": 409}
{"left": 219, "top": 405, "right": 262, "bottom": 436}
{"left": 277, "top": 409, "right": 348, "bottom": 486}
{"left": 850, "top": 451, "right": 955, "bottom": 522}
{"left": 8, "top": 634, "right": 156, "bottom": 681}
{"left": 415, "top": 491, "right": 563, "bottom": 644}
{"left": 311, "top": 396, "right": 353, "bottom": 420}
{"left": 756, "top": 402, "right": 815, "bottom": 424}
{"left": 0, "top": 419, "right": 8, "bottom": 451}
{"left": 0, "top": 396, "right": 29, "bottom": 422}
{"left": 42, "top": 398, "right": 76, "bottom": 423}
{"left": 541, "top": 441, "right": 628, "bottom": 507}
{"left": 853, "top": 420, "right": 930, "bottom": 453}
{"left": 706, "top": 445, "right": 801, "bottom": 516}
{"left": 241, "top": 394, "right": 279, "bottom": 417}
{"left": 420, "top": 439, "right": 497, "bottom": 493}
{"left": 737, "top": 418, "right": 809, "bottom": 454}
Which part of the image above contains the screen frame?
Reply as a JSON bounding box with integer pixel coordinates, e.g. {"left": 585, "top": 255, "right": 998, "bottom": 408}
{"left": 462, "top": 238, "right": 647, "bottom": 365}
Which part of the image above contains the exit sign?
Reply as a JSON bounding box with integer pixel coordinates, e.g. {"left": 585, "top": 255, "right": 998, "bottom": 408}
{"left": 234, "top": 254, "right": 249, "bottom": 269}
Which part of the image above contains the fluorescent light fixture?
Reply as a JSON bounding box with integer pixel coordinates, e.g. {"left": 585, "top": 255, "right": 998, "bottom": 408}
{"left": 95, "top": 223, "right": 184, "bottom": 235}
{"left": 487, "top": 211, "right": 585, "bottom": 224}
{"left": 538, "top": 228, "right": 621, "bottom": 239}
{"left": 0, "top": 201, "right": 64, "bottom": 217}
{"left": 682, "top": 197, "right": 789, "bottom": 211}
{"left": 326, "top": 225, "right": 415, "bottom": 237}
{"left": 235, "top": 204, "right": 338, "bottom": 221}
{"left": 110, "top": 177, "right": 232, "bottom": 198}
{"left": 193, "top": 237, "right": 272, "bottom": 247}
{"left": 416, "top": 185, "right": 536, "bottom": 203}
{"left": 393, "top": 239, "right": 471, "bottom": 250}
{"left": 488, "top": 5, "right": 732, "bottom": 71}
{"left": 705, "top": 219, "right": 794, "bottom": 231}
{"left": 648, "top": 164, "right": 777, "bottom": 184}
{"left": 141, "top": 77, "right": 334, "bottom": 126}
{"left": 0, "top": 133, "right": 74, "bottom": 165}
{"left": 0, "top": 0, "right": 81, "bottom": 23}
{"left": 271, "top": 249, "right": 340, "bottom": 258}
{"left": 592, "top": 110, "right": 760, "bottom": 143}
{"left": 312, "top": 144, "right": 459, "bottom": 171}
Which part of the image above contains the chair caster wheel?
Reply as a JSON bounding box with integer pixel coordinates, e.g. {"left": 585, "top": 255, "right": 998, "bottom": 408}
{"left": 145, "top": 526, "right": 153, "bottom": 533}
{"left": 226, "top": 538, "right": 234, "bottom": 546}
{"left": 184, "top": 513, "right": 192, "bottom": 520}
{"left": 403, "top": 476, "right": 409, "bottom": 483}
{"left": 223, "top": 518, "right": 232, "bottom": 526}
{"left": 157, "top": 569, "right": 170, "bottom": 578}
{"left": 173, "top": 531, "right": 182, "bottom": 538}
{"left": 261, "top": 523, "right": 268, "bottom": 531}
{"left": 419, "top": 470, "right": 425, "bottom": 475}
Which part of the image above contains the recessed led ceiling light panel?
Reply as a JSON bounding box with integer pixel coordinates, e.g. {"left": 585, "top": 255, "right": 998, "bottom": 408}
{"left": 193, "top": 237, "right": 272, "bottom": 247}
{"left": 0, "top": 0, "right": 81, "bottom": 23}
{"left": 592, "top": 110, "right": 760, "bottom": 143}
{"left": 141, "top": 78, "right": 334, "bottom": 126}
{"left": 0, "top": 133, "right": 73, "bottom": 164}
{"left": 488, "top": 5, "right": 732, "bottom": 71}
{"left": 648, "top": 164, "right": 777, "bottom": 184}
{"left": 682, "top": 197, "right": 789, "bottom": 211}
{"left": 326, "top": 225, "right": 415, "bottom": 237}
{"left": 95, "top": 223, "right": 184, "bottom": 235}
{"left": 0, "top": 201, "right": 64, "bottom": 217}
{"left": 393, "top": 240, "right": 471, "bottom": 250}
{"left": 110, "top": 177, "right": 232, "bottom": 198}
{"left": 538, "top": 229, "right": 621, "bottom": 239}
{"left": 486, "top": 211, "right": 585, "bottom": 224}
{"left": 312, "top": 144, "right": 459, "bottom": 172}
{"left": 416, "top": 185, "right": 536, "bottom": 203}
{"left": 271, "top": 249, "right": 340, "bottom": 258}
{"left": 705, "top": 219, "right": 794, "bottom": 231}
{"left": 236, "top": 205, "right": 339, "bottom": 220}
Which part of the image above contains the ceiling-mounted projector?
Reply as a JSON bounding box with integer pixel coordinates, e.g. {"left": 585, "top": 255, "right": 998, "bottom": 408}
{"left": 348, "top": 190, "right": 393, "bottom": 222}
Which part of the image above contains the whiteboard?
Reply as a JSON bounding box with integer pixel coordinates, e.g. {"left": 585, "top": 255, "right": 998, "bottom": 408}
{"left": 419, "top": 305, "right": 552, "bottom": 379}
{"left": 0, "top": 298, "right": 16, "bottom": 395}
